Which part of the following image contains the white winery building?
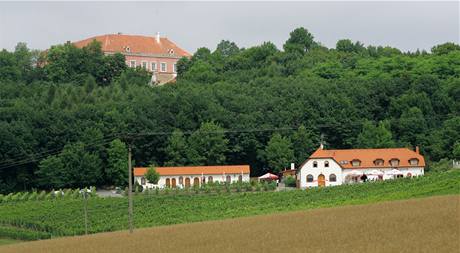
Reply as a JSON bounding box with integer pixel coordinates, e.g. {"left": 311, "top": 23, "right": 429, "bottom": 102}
{"left": 298, "top": 145, "right": 425, "bottom": 188}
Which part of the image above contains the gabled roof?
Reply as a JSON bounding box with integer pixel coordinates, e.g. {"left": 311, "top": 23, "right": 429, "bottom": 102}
{"left": 309, "top": 147, "right": 425, "bottom": 169}
{"left": 134, "top": 165, "right": 250, "bottom": 176}
{"left": 73, "top": 34, "right": 191, "bottom": 57}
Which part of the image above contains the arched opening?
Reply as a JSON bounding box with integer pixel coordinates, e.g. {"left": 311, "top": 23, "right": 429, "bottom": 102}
{"left": 165, "top": 178, "right": 171, "bottom": 188}
{"left": 238, "top": 175, "right": 243, "bottom": 183}
{"left": 141, "top": 177, "right": 146, "bottom": 185}
{"left": 208, "top": 176, "right": 213, "bottom": 183}
{"left": 171, "top": 178, "right": 176, "bottom": 188}
{"left": 193, "top": 177, "right": 200, "bottom": 186}
{"left": 185, "top": 178, "right": 191, "bottom": 188}
{"left": 179, "top": 176, "right": 183, "bottom": 185}
{"left": 306, "top": 174, "right": 314, "bottom": 183}
{"left": 324, "top": 161, "right": 329, "bottom": 167}
{"left": 407, "top": 172, "right": 412, "bottom": 178}
{"left": 329, "top": 174, "right": 337, "bottom": 182}
{"left": 226, "top": 175, "right": 231, "bottom": 184}
{"left": 317, "top": 174, "right": 325, "bottom": 187}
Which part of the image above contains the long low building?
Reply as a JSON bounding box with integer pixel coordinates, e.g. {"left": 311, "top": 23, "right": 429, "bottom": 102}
{"left": 134, "top": 165, "right": 251, "bottom": 189}
{"left": 298, "top": 145, "right": 425, "bottom": 188}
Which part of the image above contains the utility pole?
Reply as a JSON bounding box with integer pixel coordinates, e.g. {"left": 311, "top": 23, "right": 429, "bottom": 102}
{"left": 128, "top": 145, "right": 134, "bottom": 234}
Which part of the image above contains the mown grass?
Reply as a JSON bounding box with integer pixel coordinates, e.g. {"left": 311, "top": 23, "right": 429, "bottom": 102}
{"left": 0, "top": 170, "right": 458, "bottom": 241}
{"left": 1, "top": 195, "right": 458, "bottom": 253}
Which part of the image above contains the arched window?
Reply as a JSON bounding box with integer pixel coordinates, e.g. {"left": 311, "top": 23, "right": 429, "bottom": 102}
{"left": 329, "top": 174, "right": 337, "bottom": 182}
{"left": 407, "top": 173, "right": 412, "bottom": 178}
{"left": 208, "top": 176, "right": 213, "bottom": 183}
{"left": 193, "top": 177, "right": 200, "bottom": 186}
{"left": 313, "top": 161, "right": 318, "bottom": 168}
{"left": 306, "top": 174, "right": 314, "bottom": 182}
{"left": 179, "top": 176, "right": 183, "bottom": 185}
{"left": 171, "top": 178, "right": 177, "bottom": 188}
{"left": 238, "top": 175, "right": 243, "bottom": 183}
{"left": 324, "top": 161, "right": 329, "bottom": 167}
{"left": 165, "top": 178, "right": 171, "bottom": 188}
{"left": 141, "top": 177, "right": 146, "bottom": 185}
{"left": 226, "top": 175, "right": 231, "bottom": 183}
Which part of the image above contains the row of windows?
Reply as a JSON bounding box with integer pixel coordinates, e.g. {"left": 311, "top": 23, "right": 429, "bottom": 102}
{"left": 128, "top": 60, "right": 177, "bottom": 73}
{"left": 140, "top": 175, "right": 243, "bottom": 187}
{"left": 313, "top": 158, "right": 419, "bottom": 168}
{"left": 306, "top": 174, "right": 336, "bottom": 183}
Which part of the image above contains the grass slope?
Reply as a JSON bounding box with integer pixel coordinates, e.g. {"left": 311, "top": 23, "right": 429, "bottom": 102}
{"left": 0, "top": 170, "right": 458, "bottom": 240}
{"left": 1, "top": 195, "right": 459, "bottom": 253}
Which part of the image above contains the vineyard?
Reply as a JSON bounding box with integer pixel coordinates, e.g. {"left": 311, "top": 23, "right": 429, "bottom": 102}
{"left": 0, "top": 170, "right": 458, "bottom": 242}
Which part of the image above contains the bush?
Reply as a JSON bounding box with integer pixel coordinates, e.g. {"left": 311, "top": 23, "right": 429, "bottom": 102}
{"left": 284, "top": 176, "right": 297, "bottom": 187}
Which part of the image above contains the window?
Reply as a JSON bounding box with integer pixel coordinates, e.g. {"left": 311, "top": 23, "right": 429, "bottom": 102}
{"left": 339, "top": 160, "right": 348, "bottom": 165}
{"left": 151, "top": 62, "right": 157, "bottom": 72}
{"left": 329, "top": 174, "right": 337, "bottom": 182}
{"left": 307, "top": 174, "right": 314, "bottom": 182}
{"left": 409, "top": 158, "right": 419, "bottom": 166}
{"left": 407, "top": 173, "right": 412, "bottom": 178}
{"left": 142, "top": 61, "right": 148, "bottom": 69}
{"left": 313, "top": 161, "right": 318, "bottom": 168}
{"left": 374, "top": 159, "right": 384, "bottom": 166}
{"left": 160, "top": 62, "right": 167, "bottom": 72}
{"left": 208, "top": 176, "right": 213, "bottom": 183}
{"left": 390, "top": 159, "right": 400, "bottom": 167}
{"left": 165, "top": 178, "right": 171, "bottom": 188}
{"left": 141, "top": 177, "right": 146, "bottom": 185}
{"left": 324, "top": 161, "right": 329, "bottom": 167}
{"left": 130, "top": 60, "right": 136, "bottom": 68}
{"left": 168, "top": 49, "right": 174, "bottom": 54}
{"left": 179, "top": 176, "right": 183, "bottom": 185}
{"left": 125, "top": 46, "right": 130, "bottom": 52}
{"left": 238, "top": 175, "right": 243, "bottom": 183}
{"left": 226, "top": 175, "right": 231, "bottom": 183}
{"left": 351, "top": 159, "right": 361, "bottom": 167}
{"left": 173, "top": 63, "right": 177, "bottom": 73}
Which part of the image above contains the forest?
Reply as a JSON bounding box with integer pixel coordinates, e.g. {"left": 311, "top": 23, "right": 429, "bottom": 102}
{"left": 0, "top": 27, "right": 459, "bottom": 193}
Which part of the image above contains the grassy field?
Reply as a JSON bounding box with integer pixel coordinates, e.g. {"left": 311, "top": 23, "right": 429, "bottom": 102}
{"left": 0, "top": 238, "right": 23, "bottom": 246}
{"left": 1, "top": 195, "right": 458, "bottom": 253}
{"left": 0, "top": 170, "right": 458, "bottom": 241}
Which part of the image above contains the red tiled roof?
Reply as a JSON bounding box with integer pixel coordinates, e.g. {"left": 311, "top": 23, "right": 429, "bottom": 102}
{"left": 309, "top": 147, "right": 425, "bottom": 169}
{"left": 73, "top": 34, "right": 191, "bottom": 57}
{"left": 134, "top": 165, "right": 250, "bottom": 176}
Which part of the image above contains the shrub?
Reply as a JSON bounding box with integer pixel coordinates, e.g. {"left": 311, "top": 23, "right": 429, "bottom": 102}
{"left": 284, "top": 176, "right": 296, "bottom": 187}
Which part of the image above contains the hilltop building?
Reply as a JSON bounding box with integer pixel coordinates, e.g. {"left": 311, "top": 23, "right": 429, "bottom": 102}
{"left": 133, "top": 165, "right": 250, "bottom": 189}
{"left": 73, "top": 33, "right": 191, "bottom": 85}
{"left": 298, "top": 145, "right": 425, "bottom": 188}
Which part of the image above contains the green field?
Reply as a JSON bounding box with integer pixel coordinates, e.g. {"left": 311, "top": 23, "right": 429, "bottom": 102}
{"left": 0, "top": 238, "right": 23, "bottom": 246}
{"left": 0, "top": 170, "right": 458, "bottom": 241}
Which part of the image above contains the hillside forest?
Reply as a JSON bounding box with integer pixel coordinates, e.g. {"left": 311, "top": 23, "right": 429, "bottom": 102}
{"left": 0, "top": 27, "right": 459, "bottom": 193}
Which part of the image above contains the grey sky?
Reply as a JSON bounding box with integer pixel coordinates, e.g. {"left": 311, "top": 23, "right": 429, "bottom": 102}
{"left": 0, "top": 1, "right": 458, "bottom": 53}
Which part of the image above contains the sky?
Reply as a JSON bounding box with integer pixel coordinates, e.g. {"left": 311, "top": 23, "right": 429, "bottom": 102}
{"left": 0, "top": 1, "right": 459, "bottom": 53}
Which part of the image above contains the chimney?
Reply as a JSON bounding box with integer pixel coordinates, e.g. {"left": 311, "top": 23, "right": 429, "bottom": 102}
{"left": 415, "top": 146, "right": 420, "bottom": 154}
{"left": 156, "top": 32, "right": 160, "bottom": 43}
{"left": 290, "top": 163, "right": 295, "bottom": 171}
{"left": 319, "top": 143, "right": 324, "bottom": 150}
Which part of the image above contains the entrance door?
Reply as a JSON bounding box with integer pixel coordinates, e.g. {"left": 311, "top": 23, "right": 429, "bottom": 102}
{"left": 193, "top": 177, "right": 200, "bottom": 187}
{"left": 185, "top": 178, "right": 191, "bottom": 188}
{"left": 171, "top": 178, "right": 176, "bottom": 188}
{"left": 318, "top": 174, "right": 325, "bottom": 187}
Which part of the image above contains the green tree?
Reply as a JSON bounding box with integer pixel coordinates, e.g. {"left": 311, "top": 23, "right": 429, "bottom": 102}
{"left": 60, "top": 142, "right": 102, "bottom": 188}
{"left": 214, "top": 40, "right": 239, "bottom": 58}
{"left": 431, "top": 42, "right": 460, "bottom": 55}
{"left": 291, "top": 125, "right": 317, "bottom": 164}
{"left": 264, "top": 133, "right": 294, "bottom": 174}
{"left": 164, "top": 129, "right": 188, "bottom": 166}
{"left": 453, "top": 142, "right": 460, "bottom": 160}
{"left": 106, "top": 139, "right": 128, "bottom": 186}
{"left": 356, "top": 120, "right": 395, "bottom": 148}
{"left": 398, "top": 107, "right": 427, "bottom": 145}
{"left": 283, "top": 27, "right": 316, "bottom": 54}
{"left": 188, "top": 121, "right": 229, "bottom": 165}
{"left": 145, "top": 166, "right": 160, "bottom": 185}
{"left": 36, "top": 155, "right": 67, "bottom": 189}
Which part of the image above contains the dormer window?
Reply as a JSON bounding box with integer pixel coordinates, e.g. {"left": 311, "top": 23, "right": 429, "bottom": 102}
{"left": 409, "top": 158, "right": 419, "bottom": 166}
{"left": 390, "top": 158, "right": 400, "bottom": 167}
{"left": 313, "top": 161, "right": 318, "bottom": 168}
{"left": 374, "top": 159, "right": 384, "bottom": 166}
{"left": 125, "top": 46, "right": 131, "bottom": 53}
{"left": 351, "top": 159, "right": 361, "bottom": 167}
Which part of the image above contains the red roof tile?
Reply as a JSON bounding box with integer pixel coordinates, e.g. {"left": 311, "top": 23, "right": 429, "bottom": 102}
{"left": 309, "top": 147, "right": 425, "bottom": 169}
{"left": 134, "top": 165, "right": 250, "bottom": 176}
{"left": 73, "top": 34, "right": 191, "bottom": 57}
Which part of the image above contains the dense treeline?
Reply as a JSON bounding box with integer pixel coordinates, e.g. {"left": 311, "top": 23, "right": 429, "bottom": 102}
{"left": 0, "top": 28, "right": 459, "bottom": 193}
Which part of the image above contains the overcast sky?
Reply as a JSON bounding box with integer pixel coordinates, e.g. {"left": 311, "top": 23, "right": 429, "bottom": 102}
{"left": 0, "top": 1, "right": 459, "bottom": 53}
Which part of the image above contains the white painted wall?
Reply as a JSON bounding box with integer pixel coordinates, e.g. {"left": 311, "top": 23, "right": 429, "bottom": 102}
{"left": 299, "top": 158, "right": 425, "bottom": 189}
{"left": 135, "top": 173, "right": 250, "bottom": 189}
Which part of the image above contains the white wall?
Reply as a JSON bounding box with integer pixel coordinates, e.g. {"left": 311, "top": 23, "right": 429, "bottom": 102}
{"left": 299, "top": 158, "right": 342, "bottom": 188}
{"left": 135, "top": 173, "right": 250, "bottom": 189}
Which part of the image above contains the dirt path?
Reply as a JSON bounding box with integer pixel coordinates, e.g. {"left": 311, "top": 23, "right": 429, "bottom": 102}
{"left": 1, "top": 195, "right": 459, "bottom": 253}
